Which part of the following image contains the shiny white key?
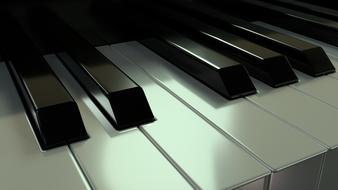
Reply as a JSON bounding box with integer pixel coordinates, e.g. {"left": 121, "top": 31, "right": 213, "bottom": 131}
{"left": 103, "top": 43, "right": 326, "bottom": 190}
{"left": 246, "top": 22, "right": 338, "bottom": 190}
{"left": 97, "top": 46, "right": 270, "bottom": 190}
{"left": 45, "top": 54, "right": 192, "bottom": 190}
{"left": 0, "top": 63, "right": 90, "bottom": 190}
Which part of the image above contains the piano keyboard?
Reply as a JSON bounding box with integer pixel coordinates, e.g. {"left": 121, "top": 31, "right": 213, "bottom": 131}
{"left": 1, "top": 0, "right": 338, "bottom": 189}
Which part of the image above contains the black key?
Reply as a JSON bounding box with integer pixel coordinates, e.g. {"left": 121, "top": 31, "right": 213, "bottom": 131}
{"left": 161, "top": 1, "right": 335, "bottom": 77}
{"left": 297, "top": 0, "right": 338, "bottom": 10}
{"left": 146, "top": 5, "right": 298, "bottom": 87}
{"left": 140, "top": 36, "right": 257, "bottom": 99}
{"left": 0, "top": 12, "right": 89, "bottom": 150}
{"left": 264, "top": 0, "right": 338, "bottom": 21}
{"left": 220, "top": 0, "right": 338, "bottom": 47}
{"left": 35, "top": 10, "right": 155, "bottom": 131}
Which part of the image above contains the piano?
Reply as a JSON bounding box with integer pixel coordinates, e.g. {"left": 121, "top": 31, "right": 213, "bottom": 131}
{"left": 1, "top": 0, "right": 338, "bottom": 189}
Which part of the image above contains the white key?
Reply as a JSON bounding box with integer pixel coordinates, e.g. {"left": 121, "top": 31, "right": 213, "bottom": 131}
{"left": 103, "top": 43, "right": 325, "bottom": 190}
{"left": 0, "top": 63, "right": 90, "bottom": 190}
{"left": 98, "top": 46, "right": 270, "bottom": 190}
{"left": 45, "top": 54, "right": 192, "bottom": 190}
{"left": 245, "top": 21, "right": 338, "bottom": 190}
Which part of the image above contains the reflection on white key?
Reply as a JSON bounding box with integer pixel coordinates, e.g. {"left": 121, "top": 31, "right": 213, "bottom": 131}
{"left": 0, "top": 63, "right": 90, "bottom": 190}
{"left": 99, "top": 46, "right": 270, "bottom": 190}
{"left": 247, "top": 22, "right": 338, "bottom": 190}
{"left": 45, "top": 54, "right": 192, "bottom": 190}
{"left": 101, "top": 44, "right": 327, "bottom": 190}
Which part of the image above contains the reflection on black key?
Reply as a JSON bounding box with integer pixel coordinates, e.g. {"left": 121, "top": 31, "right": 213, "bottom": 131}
{"left": 223, "top": 0, "right": 338, "bottom": 47}
{"left": 160, "top": 1, "right": 335, "bottom": 77}
{"left": 35, "top": 10, "right": 155, "bottom": 131}
{"left": 0, "top": 12, "right": 89, "bottom": 150}
{"left": 141, "top": 37, "right": 257, "bottom": 99}
{"left": 264, "top": 0, "right": 338, "bottom": 21}
{"left": 57, "top": 51, "right": 155, "bottom": 131}
{"left": 147, "top": 5, "right": 298, "bottom": 87}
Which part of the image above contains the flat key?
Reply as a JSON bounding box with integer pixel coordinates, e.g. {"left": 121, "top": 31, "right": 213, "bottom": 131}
{"left": 109, "top": 41, "right": 327, "bottom": 190}
{"left": 146, "top": 5, "right": 298, "bottom": 87}
{"left": 225, "top": 0, "right": 338, "bottom": 47}
{"left": 0, "top": 62, "right": 90, "bottom": 189}
{"left": 264, "top": 0, "right": 338, "bottom": 21}
{"left": 161, "top": 1, "right": 335, "bottom": 77}
{"left": 46, "top": 53, "right": 269, "bottom": 190}
{"left": 140, "top": 36, "right": 256, "bottom": 100}
{"left": 0, "top": 12, "right": 88, "bottom": 150}
{"left": 35, "top": 10, "right": 155, "bottom": 131}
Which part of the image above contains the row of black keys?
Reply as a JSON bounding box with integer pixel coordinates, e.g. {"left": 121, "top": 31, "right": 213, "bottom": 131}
{"left": 0, "top": 0, "right": 337, "bottom": 150}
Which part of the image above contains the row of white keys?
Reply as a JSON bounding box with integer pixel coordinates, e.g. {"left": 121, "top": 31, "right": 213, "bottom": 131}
{"left": 97, "top": 46, "right": 271, "bottom": 190}
{"left": 244, "top": 22, "right": 338, "bottom": 190}
{"left": 0, "top": 63, "right": 90, "bottom": 190}
{"left": 44, "top": 54, "right": 192, "bottom": 190}
{"left": 104, "top": 42, "right": 326, "bottom": 190}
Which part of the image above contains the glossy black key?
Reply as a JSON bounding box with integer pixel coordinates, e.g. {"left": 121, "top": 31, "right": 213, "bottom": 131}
{"left": 141, "top": 36, "right": 257, "bottom": 99}
{"left": 160, "top": 1, "right": 335, "bottom": 77}
{"left": 0, "top": 12, "right": 89, "bottom": 150}
{"left": 146, "top": 5, "right": 298, "bottom": 87}
{"left": 222, "top": 0, "right": 338, "bottom": 47}
{"left": 36, "top": 10, "right": 155, "bottom": 131}
{"left": 264, "top": 0, "right": 338, "bottom": 21}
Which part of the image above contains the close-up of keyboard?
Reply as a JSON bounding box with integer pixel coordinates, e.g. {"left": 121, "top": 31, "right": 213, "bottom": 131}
{"left": 1, "top": 0, "right": 338, "bottom": 189}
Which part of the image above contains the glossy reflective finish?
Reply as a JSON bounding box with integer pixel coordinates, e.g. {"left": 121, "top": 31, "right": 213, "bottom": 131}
{"left": 141, "top": 36, "right": 256, "bottom": 100}
{"left": 232, "top": 0, "right": 338, "bottom": 47}
{"left": 0, "top": 12, "right": 88, "bottom": 150}
{"left": 266, "top": 0, "right": 338, "bottom": 21}
{"left": 38, "top": 11, "right": 155, "bottom": 131}
{"left": 163, "top": 1, "right": 335, "bottom": 77}
{"left": 0, "top": 63, "right": 90, "bottom": 190}
{"left": 99, "top": 45, "right": 270, "bottom": 190}
{"left": 45, "top": 54, "right": 192, "bottom": 190}
{"left": 147, "top": 5, "right": 298, "bottom": 87}
{"left": 108, "top": 42, "right": 327, "bottom": 190}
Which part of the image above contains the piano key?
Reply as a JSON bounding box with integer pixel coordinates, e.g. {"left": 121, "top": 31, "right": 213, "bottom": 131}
{"left": 296, "top": 0, "right": 338, "bottom": 10}
{"left": 37, "top": 11, "right": 155, "bottom": 131}
{"left": 46, "top": 53, "right": 270, "bottom": 190}
{"left": 264, "top": 0, "right": 338, "bottom": 21}
{"left": 0, "top": 62, "right": 90, "bottom": 190}
{"left": 232, "top": 23, "right": 338, "bottom": 188}
{"left": 162, "top": 0, "right": 335, "bottom": 77}
{"left": 146, "top": 5, "right": 298, "bottom": 87}
{"left": 248, "top": 78, "right": 338, "bottom": 190}
{"left": 57, "top": 51, "right": 155, "bottom": 131}
{"left": 108, "top": 41, "right": 327, "bottom": 190}
{"left": 229, "top": 0, "right": 338, "bottom": 47}
{"left": 140, "top": 36, "right": 256, "bottom": 100}
{"left": 253, "top": 21, "right": 338, "bottom": 80}
{"left": 45, "top": 54, "right": 193, "bottom": 190}
{"left": 0, "top": 13, "right": 89, "bottom": 150}
{"left": 251, "top": 22, "right": 338, "bottom": 108}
